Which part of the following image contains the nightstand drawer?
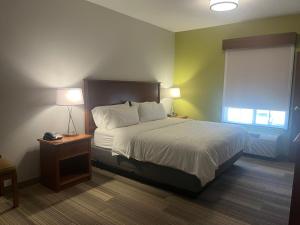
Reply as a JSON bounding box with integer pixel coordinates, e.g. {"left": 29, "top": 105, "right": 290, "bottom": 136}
{"left": 58, "top": 140, "right": 90, "bottom": 160}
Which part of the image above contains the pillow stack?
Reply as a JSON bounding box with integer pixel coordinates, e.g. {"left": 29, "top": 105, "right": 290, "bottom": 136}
{"left": 92, "top": 101, "right": 166, "bottom": 130}
{"left": 132, "top": 101, "right": 166, "bottom": 122}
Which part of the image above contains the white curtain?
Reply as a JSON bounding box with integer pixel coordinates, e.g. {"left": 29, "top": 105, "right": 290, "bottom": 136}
{"left": 223, "top": 45, "right": 295, "bottom": 111}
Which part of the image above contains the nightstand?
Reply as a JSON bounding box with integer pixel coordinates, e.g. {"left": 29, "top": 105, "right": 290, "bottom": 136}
{"left": 168, "top": 115, "right": 189, "bottom": 119}
{"left": 38, "top": 134, "right": 92, "bottom": 192}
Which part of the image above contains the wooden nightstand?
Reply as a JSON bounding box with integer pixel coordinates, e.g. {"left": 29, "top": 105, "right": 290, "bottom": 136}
{"left": 38, "top": 134, "right": 92, "bottom": 192}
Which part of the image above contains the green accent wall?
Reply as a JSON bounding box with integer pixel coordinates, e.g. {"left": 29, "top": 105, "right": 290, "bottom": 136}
{"left": 174, "top": 14, "right": 300, "bottom": 122}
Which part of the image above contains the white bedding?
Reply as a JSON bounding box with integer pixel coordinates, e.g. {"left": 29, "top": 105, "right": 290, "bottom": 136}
{"left": 94, "top": 129, "right": 114, "bottom": 149}
{"left": 94, "top": 118, "right": 248, "bottom": 185}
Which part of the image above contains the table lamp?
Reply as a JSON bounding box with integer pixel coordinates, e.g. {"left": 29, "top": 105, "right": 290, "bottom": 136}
{"left": 163, "top": 87, "right": 181, "bottom": 117}
{"left": 56, "top": 88, "right": 84, "bottom": 136}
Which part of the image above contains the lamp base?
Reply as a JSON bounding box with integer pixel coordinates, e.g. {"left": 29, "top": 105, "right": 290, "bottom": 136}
{"left": 168, "top": 112, "right": 177, "bottom": 117}
{"left": 65, "top": 106, "right": 79, "bottom": 138}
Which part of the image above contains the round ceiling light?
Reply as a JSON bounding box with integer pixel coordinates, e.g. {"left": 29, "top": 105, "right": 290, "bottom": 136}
{"left": 210, "top": 0, "right": 239, "bottom": 12}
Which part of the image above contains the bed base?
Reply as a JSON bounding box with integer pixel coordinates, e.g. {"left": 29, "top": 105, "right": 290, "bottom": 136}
{"left": 91, "top": 146, "right": 243, "bottom": 196}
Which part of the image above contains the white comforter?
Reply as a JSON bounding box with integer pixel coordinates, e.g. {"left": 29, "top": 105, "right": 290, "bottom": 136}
{"left": 101, "top": 118, "right": 248, "bottom": 185}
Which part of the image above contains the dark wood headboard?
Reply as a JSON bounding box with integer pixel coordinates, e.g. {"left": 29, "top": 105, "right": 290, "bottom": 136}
{"left": 84, "top": 80, "right": 161, "bottom": 134}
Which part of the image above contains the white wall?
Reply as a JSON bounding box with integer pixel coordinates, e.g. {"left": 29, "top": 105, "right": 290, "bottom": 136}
{"left": 0, "top": 0, "right": 174, "bottom": 182}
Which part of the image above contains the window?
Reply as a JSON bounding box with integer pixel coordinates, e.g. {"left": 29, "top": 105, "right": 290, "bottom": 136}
{"left": 222, "top": 45, "right": 295, "bottom": 130}
{"left": 223, "top": 107, "right": 287, "bottom": 129}
{"left": 227, "top": 108, "right": 253, "bottom": 124}
{"left": 255, "top": 110, "right": 286, "bottom": 127}
{"left": 255, "top": 110, "right": 269, "bottom": 125}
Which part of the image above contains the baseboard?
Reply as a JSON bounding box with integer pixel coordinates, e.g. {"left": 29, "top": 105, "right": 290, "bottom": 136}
{"left": 2, "top": 177, "right": 39, "bottom": 194}
{"left": 18, "top": 177, "right": 40, "bottom": 189}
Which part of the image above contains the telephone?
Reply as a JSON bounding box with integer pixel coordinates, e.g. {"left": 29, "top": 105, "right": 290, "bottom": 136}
{"left": 43, "top": 132, "right": 63, "bottom": 141}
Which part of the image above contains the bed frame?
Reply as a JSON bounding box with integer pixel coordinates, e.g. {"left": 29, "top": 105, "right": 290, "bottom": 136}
{"left": 84, "top": 79, "right": 243, "bottom": 195}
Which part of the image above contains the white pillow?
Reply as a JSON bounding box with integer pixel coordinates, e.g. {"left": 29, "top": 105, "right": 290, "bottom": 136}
{"left": 92, "top": 103, "right": 129, "bottom": 128}
{"left": 138, "top": 102, "right": 166, "bottom": 122}
{"left": 103, "top": 106, "right": 139, "bottom": 129}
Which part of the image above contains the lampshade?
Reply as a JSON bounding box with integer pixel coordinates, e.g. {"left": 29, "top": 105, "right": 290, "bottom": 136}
{"left": 162, "top": 87, "right": 181, "bottom": 99}
{"left": 210, "top": 0, "right": 239, "bottom": 11}
{"left": 56, "top": 88, "right": 84, "bottom": 106}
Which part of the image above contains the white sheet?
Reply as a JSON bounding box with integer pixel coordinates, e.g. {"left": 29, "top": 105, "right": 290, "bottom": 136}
{"left": 94, "top": 129, "right": 114, "bottom": 149}
{"left": 95, "top": 118, "right": 248, "bottom": 186}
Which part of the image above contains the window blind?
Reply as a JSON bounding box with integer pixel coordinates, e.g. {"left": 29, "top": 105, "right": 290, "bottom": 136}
{"left": 223, "top": 45, "right": 295, "bottom": 112}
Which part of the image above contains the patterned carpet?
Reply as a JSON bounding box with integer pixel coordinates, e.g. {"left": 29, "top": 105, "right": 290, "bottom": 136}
{"left": 0, "top": 156, "right": 294, "bottom": 225}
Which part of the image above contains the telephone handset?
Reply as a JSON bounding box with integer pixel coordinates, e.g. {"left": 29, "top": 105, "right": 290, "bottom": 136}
{"left": 43, "top": 132, "right": 63, "bottom": 141}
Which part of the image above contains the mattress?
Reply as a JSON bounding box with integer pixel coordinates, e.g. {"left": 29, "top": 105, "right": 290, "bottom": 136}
{"left": 93, "top": 118, "right": 248, "bottom": 186}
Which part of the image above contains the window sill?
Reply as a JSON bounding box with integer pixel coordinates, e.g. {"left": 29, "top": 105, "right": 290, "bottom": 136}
{"left": 222, "top": 122, "right": 287, "bottom": 136}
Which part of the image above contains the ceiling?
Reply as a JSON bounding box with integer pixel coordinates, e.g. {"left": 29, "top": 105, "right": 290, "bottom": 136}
{"left": 86, "top": 0, "right": 300, "bottom": 32}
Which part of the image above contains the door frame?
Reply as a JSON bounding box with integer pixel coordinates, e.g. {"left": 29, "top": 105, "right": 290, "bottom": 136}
{"left": 289, "top": 52, "right": 300, "bottom": 225}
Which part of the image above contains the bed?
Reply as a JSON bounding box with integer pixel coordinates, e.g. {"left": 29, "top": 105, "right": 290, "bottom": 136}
{"left": 84, "top": 79, "right": 247, "bottom": 195}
